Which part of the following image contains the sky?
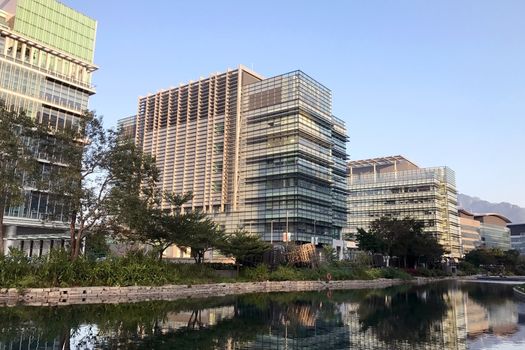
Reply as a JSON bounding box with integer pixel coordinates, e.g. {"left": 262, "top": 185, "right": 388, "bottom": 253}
{"left": 63, "top": 0, "right": 525, "bottom": 207}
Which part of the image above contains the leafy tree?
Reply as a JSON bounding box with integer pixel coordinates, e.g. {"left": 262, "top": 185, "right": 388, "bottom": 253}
{"left": 411, "top": 232, "right": 446, "bottom": 268}
{"left": 46, "top": 113, "right": 119, "bottom": 260}
{"left": 355, "top": 227, "right": 385, "bottom": 254}
{"left": 0, "top": 104, "right": 45, "bottom": 255}
{"left": 464, "top": 248, "right": 521, "bottom": 274}
{"left": 219, "top": 230, "right": 271, "bottom": 271}
{"left": 356, "top": 217, "right": 446, "bottom": 268}
{"left": 178, "top": 213, "right": 226, "bottom": 264}
{"left": 85, "top": 230, "right": 110, "bottom": 260}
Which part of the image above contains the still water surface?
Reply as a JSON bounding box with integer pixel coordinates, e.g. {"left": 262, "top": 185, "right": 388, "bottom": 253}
{"left": 0, "top": 281, "right": 524, "bottom": 349}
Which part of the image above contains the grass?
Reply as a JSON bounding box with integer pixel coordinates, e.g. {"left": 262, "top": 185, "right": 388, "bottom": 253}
{"left": 0, "top": 249, "right": 414, "bottom": 289}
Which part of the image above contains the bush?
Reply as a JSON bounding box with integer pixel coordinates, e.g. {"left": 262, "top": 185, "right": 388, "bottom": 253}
{"left": 270, "top": 266, "right": 306, "bottom": 281}
{"left": 242, "top": 265, "right": 270, "bottom": 281}
{"left": 0, "top": 250, "right": 415, "bottom": 288}
{"left": 458, "top": 261, "right": 479, "bottom": 275}
{"left": 380, "top": 267, "right": 412, "bottom": 280}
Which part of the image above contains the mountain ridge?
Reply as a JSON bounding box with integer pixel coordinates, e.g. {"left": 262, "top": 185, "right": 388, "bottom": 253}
{"left": 457, "top": 193, "right": 525, "bottom": 224}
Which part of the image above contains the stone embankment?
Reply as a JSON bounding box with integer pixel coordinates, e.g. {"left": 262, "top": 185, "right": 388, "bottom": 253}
{"left": 0, "top": 278, "right": 434, "bottom": 307}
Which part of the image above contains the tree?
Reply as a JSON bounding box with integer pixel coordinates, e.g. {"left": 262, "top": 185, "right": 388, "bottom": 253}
{"left": 219, "top": 230, "right": 271, "bottom": 271}
{"left": 0, "top": 104, "right": 44, "bottom": 255}
{"left": 85, "top": 230, "right": 110, "bottom": 260}
{"left": 411, "top": 232, "right": 446, "bottom": 268}
{"left": 178, "top": 214, "right": 226, "bottom": 264}
{"left": 464, "top": 248, "right": 521, "bottom": 274}
{"left": 356, "top": 217, "right": 446, "bottom": 268}
{"left": 48, "top": 112, "right": 124, "bottom": 260}
{"left": 355, "top": 227, "right": 385, "bottom": 254}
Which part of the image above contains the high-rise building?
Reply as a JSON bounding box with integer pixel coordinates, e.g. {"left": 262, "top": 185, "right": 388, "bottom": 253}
{"left": 0, "top": 0, "right": 97, "bottom": 255}
{"left": 509, "top": 223, "right": 525, "bottom": 255}
{"left": 347, "top": 156, "right": 461, "bottom": 258}
{"left": 123, "top": 66, "right": 348, "bottom": 250}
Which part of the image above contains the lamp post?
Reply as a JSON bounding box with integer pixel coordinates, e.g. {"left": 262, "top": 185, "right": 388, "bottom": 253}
{"left": 270, "top": 220, "right": 274, "bottom": 244}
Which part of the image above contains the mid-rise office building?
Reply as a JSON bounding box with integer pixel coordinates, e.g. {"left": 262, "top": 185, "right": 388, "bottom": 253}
{"left": 458, "top": 209, "right": 482, "bottom": 254}
{"left": 458, "top": 209, "right": 511, "bottom": 253}
{"left": 347, "top": 156, "right": 461, "bottom": 258}
{"left": 508, "top": 224, "right": 525, "bottom": 254}
{"left": 0, "top": 0, "right": 97, "bottom": 255}
{"left": 123, "top": 66, "right": 348, "bottom": 251}
{"left": 475, "top": 213, "right": 511, "bottom": 251}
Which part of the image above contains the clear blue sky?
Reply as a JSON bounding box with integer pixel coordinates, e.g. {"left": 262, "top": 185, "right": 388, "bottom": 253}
{"left": 64, "top": 0, "right": 525, "bottom": 207}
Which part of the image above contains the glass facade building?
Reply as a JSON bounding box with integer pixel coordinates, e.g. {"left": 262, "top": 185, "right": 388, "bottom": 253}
{"left": 509, "top": 224, "right": 525, "bottom": 255}
{"left": 459, "top": 210, "right": 512, "bottom": 253}
{"left": 475, "top": 214, "right": 511, "bottom": 251}
{"left": 125, "top": 66, "right": 348, "bottom": 250}
{"left": 0, "top": 0, "right": 97, "bottom": 255}
{"left": 347, "top": 156, "right": 462, "bottom": 258}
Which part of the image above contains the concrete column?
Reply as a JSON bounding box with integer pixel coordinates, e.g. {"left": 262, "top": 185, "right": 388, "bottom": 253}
{"left": 41, "top": 240, "right": 51, "bottom": 256}
{"left": 4, "top": 225, "right": 17, "bottom": 254}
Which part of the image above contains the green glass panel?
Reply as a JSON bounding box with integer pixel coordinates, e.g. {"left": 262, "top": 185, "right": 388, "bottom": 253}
{"left": 12, "top": 0, "right": 96, "bottom": 63}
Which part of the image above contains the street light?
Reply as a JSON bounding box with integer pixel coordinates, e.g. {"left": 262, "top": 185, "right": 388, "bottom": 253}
{"left": 270, "top": 220, "right": 274, "bottom": 244}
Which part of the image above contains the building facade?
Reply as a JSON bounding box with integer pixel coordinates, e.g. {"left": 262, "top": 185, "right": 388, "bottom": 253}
{"left": 509, "top": 224, "right": 525, "bottom": 255}
{"left": 475, "top": 214, "right": 511, "bottom": 251}
{"left": 0, "top": 0, "right": 97, "bottom": 255}
{"left": 458, "top": 210, "right": 511, "bottom": 253}
{"left": 347, "top": 156, "right": 462, "bottom": 258}
{"left": 125, "top": 66, "right": 348, "bottom": 249}
{"left": 458, "top": 209, "right": 482, "bottom": 254}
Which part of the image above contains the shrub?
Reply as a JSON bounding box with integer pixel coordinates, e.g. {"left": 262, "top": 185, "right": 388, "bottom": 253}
{"left": 242, "top": 265, "right": 270, "bottom": 281}
{"left": 458, "top": 261, "right": 477, "bottom": 275}
{"left": 380, "top": 267, "right": 412, "bottom": 280}
{"left": 270, "top": 266, "right": 306, "bottom": 281}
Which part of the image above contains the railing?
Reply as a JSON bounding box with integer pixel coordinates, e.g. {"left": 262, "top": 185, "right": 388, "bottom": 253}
{"left": 0, "top": 52, "right": 94, "bottom": 91}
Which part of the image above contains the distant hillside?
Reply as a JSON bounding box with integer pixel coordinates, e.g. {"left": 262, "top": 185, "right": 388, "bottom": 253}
{"left": 458, "top": 194, "right": 525, "bottom": 224}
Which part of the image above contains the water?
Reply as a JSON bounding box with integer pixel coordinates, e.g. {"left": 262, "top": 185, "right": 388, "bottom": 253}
{"left": 1, "top": 281, "right": 524, "bottom": 349}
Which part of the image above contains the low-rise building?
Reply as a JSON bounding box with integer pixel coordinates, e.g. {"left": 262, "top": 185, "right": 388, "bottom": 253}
{"left": 475, "top": 214, "right": 511, "bottom": 251}
{"left": 509, "top": 224, "right": 525, "bottom": 255}
{"left": 458, "top": 209, "right": 482, "bottom": 254}
{"left": 458, "top": 210, "right": 511, "bottom": 253}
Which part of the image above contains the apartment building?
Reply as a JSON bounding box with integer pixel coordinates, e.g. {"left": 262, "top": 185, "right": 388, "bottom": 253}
{"left": 347, "top": 156, "right": 461, "bottom": 258}
{"left": 123, "top": 66, "right": 348, "bottom": 251}
{"left": 0, "top": 0, "right": 97, "bottom": 255}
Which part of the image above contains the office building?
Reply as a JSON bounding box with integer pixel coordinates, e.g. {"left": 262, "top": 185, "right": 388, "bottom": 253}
{"left": 459, "top": 209, "right": 511, "bottom": 253}
{"left": 0, "top": 0, "right": 97, "bottom": 255}
{"left": 458, "top": 209, "right": 482, "bottom": 254}
{"left": 475, "top": 213, "right": 511, "bottom": 251}
{"left": 347, "top": 156, "right": 461, "bottom": 258}
{"left": 124, "top": 66, "right": 348, "bottom": 251}
{"left": 509, "top": 224, "right": 525, "bottom": 254}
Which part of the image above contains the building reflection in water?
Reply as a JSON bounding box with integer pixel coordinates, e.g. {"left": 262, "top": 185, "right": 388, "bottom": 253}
{"left": 1, "top": 282, "right": 524, "bottom": 350}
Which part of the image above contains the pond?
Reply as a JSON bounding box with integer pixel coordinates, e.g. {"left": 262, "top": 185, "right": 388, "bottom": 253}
{"left": 0, "top": 281, "right": 524, "bottom": 349}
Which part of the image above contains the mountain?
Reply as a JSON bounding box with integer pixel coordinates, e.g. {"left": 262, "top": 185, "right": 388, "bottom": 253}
{"left": 457, "top": 194, "right": 525, "bottom": 224}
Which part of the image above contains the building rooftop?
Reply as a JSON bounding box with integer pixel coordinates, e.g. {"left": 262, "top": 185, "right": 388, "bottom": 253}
{"left": 348, "top": 155, "right": 419, "bottom": 168}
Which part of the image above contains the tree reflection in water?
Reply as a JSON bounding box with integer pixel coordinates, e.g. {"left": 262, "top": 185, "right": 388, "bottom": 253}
{"left": 0, "top": 282, "right": 521, "bottom": 349}
{"left": 357, "top": 284, "right": 450, "bottom": 344}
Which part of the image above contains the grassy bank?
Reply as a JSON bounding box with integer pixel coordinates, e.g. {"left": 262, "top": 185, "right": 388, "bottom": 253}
{"left": 0, "top": 250, "right": 413, "bottom": 289}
